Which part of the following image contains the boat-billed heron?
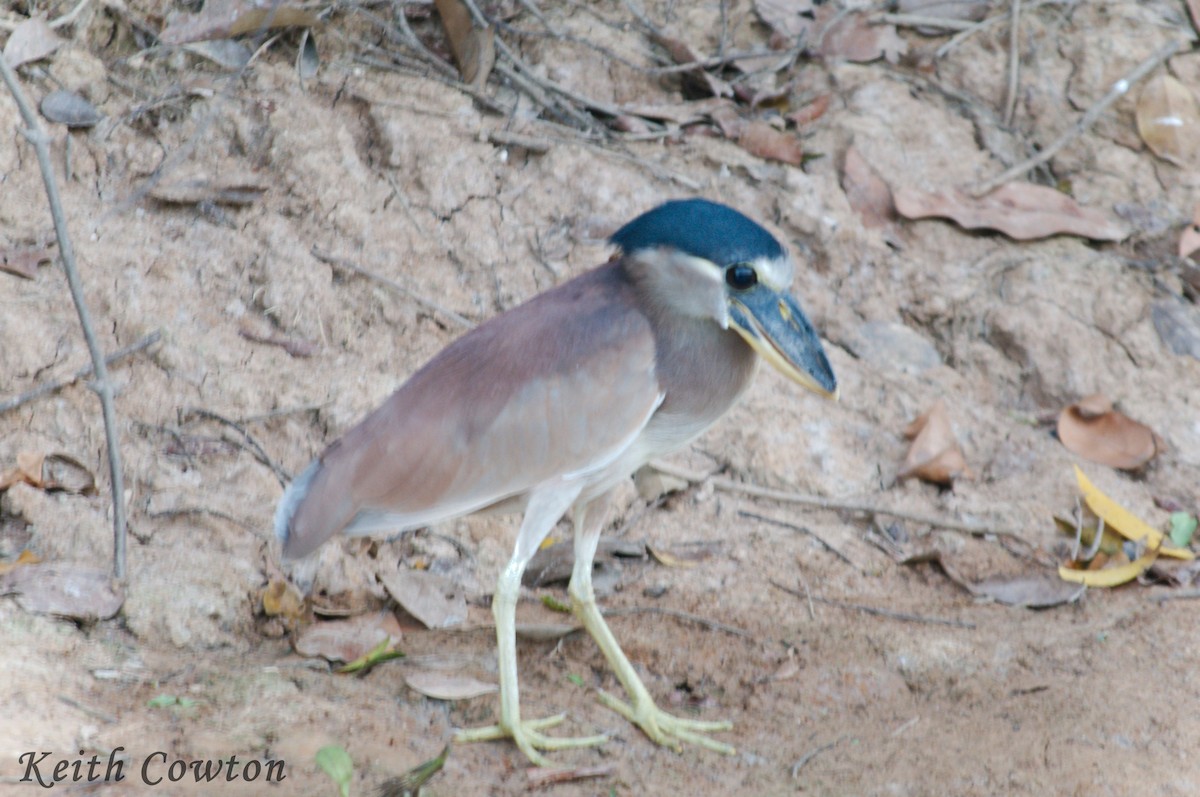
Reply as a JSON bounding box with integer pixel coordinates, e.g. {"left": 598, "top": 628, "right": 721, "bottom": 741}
{"left": 275, "top": 198, "right": 837, "bottom": 766}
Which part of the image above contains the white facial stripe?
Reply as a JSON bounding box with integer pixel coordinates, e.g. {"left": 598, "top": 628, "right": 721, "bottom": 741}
{"left": 751, "top": 255, "right": 794, "bottom": 291}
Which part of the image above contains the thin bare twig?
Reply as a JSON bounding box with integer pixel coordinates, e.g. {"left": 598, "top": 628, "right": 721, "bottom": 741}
{"left": 526, "top": 764, "right": 615, "bottom": 789}
{"left": 0, "top": 0, "right": 91, "bottom": 31}
{"left": 0, "top": 330, "right": 161, "bottom": 414}
{"left": 179, "top": 407, "right": 290, "bottom": 486}
{"left": 935, "top": 0, "right": 1068, "bottom": 59}
{"left": 603, "top": 606, "right": 755, "bottom": 639}
{"left": 310, "top": 246, "right": 474, "bottom": 329}
{"left": 0, "top": 55, "right": 129, "bottom": 582}
{"left": 738, "top": 510, "right": 857, "bottom": 569}
{"left": 971, "top": 39, "right": 1182, "bottom": 196}
{"left": 1002, "top": 0, "right": 1021, "bottom": 127}
{"left": 1151, "top": 589, "right": 1200, "bottom": 603}
{"left": 770, "top": 581, "right": 976, "bottom": 629}
{"left": 650, "top": 460, "right": 1024, "bottom": 539}
{"left": 876, "top": 13, "right": 978, "bottom": 31}
{"left": 790, "top": 736, "right": 844, "bottom": 778}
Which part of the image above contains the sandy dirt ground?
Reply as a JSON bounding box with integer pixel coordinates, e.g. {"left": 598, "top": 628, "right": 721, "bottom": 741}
{"left": 3, "top": 0, "right": 1200, "bottom": 795}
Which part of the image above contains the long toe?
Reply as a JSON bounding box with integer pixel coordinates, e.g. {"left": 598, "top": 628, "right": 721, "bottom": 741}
{"left": 455, "top": 715, "right": 608, "bottom": 768}
{"left": 597, "top": 690, "right": 735, "bottom": 755}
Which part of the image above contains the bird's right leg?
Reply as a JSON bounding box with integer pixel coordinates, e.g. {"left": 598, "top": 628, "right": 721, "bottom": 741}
{"left": 455, "top": 481, "right": 607, "bottom": 767}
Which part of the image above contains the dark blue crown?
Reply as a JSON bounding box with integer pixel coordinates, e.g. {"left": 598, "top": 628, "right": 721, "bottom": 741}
{"left": 611, "top": 198, "right": 784, "bottom": 266}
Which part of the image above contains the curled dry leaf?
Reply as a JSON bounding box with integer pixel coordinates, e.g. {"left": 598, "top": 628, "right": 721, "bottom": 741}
{"left": 894, "top": 182, "right": 1130, "bottom": 241}
{"left": 1135, "top": 74, "right": 1200, "bottom": 168}
{"left": 294, "top": 611, "right": 403, "bottom": 663}
{"left": 1073, "top": 466, "right": 1192, "bottom": 560}
{"left": 3, "top": 452, "right": 96, "bottom": 495}
{"left": 1056, "top": 394, "right": 1162, "bottom": 471}
{"left": 898, "top": 399, "right": 970, "bottom": 486}
{"left": 3, "top": 17, "right": 63, "bottom": 68}
{"left": 1189, "top": 0, "right": 1200, "bottom": 36}
{"left": 405, "top": 671, "right": 497, "bottom": 701}
{"left": 160, "top": 0, "right": 322, "bottom": 45}
{"left": 434, "top": 0, "right": 495, "bottom": 89}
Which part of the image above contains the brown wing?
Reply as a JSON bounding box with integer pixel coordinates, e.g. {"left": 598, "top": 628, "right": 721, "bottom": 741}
{"left": 279, "top": 262, "right": 661, "bottom": 559}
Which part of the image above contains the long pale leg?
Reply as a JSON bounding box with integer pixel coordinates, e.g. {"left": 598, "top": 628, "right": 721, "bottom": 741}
{"left": 568, "top": 496, "right": 735, "bottom": 755}
{"left": 455, "top": 481, "right": 607, "bottom": 766}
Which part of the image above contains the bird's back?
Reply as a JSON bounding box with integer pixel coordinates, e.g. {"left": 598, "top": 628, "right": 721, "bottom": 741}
{"left": 276, "top": 262, "right": 664, "bottom": 560}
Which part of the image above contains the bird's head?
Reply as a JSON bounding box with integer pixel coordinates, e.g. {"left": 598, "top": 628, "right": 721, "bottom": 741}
{"left": 612, "top": 198, "right": 838, "bottom": 399}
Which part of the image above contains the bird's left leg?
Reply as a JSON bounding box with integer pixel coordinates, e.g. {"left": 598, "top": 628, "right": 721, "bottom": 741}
{"left": 455, "top": 480, "right": 608, "bottom": 767}
{"left": 568, "top": 495, "right": 735, "bottom": 755}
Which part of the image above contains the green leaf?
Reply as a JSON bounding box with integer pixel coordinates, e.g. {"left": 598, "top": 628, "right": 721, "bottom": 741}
{"left": 147, "top": 694, "right": 177, "bottom": 708}
{"left": 566, "top": 673, "right": 585, "bottom": 688}
{"left": 540, "top": 594, "right": 571, "bottom": 613}
{"left": 315, "top": 745, "right": 354, "bottom": 797}
{"left": 1169, "top": 512, "right": 1198, "bottom": 548}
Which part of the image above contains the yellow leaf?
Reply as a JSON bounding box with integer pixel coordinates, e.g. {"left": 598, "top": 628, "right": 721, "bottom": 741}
{"left": 1058, "top": 549, "right": 1158, "bottom": 587}
{"left": 1073, "top": 466, "right": 1193, "bottom": 560}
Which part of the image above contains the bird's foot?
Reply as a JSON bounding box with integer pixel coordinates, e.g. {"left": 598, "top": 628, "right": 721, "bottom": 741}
{"left": 454, "top": 713, "right": 608, "bottom": 768}
{"left": 597, "top": 690, "right": 735, "bottom": 755}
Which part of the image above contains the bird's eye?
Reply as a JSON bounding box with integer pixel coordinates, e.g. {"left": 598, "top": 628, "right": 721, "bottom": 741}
{"left": 725, "top": 263, "right": 758, "bottom": 290}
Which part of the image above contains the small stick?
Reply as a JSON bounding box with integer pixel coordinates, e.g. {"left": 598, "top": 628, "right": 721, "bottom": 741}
{"left": 603, "top": 606, "right": 755, "bottom": 640}
{"left": 770, "top": 580, "right": 976, "bottom": 629}
{"left": 179, "top": 407, "right": 290, "bottom": 486}
{"left": 310, "top": 247, "right": 474, "bottom": 329}
{"left": 738, "top": 510, "right": 857, "bottom": 569}
{"left": 0, "top": 330, "right": 161, "bottom": 415}
{"left": 1002, "top": 0, "right": 1021, "bottom": 127}
{"left": 875, "top": 13, "right": 979, "bottom": 31}
{"left": 1151, "top": 589, "right": 1200, "bottom": 603}
{"left": 935, "top": 0, "right": 1065, "bottom": 59}
{"left": 0, "top": 0, "right": 90, "bottom": 31}
{"left": 790, "top": 737, "right": 843, "bottom": 778}
{"left": 0, "top": 54, "right": 129, "bottom": 582}
{"left": 526, "top": 764, "right": 615, "bottom": 789}
{"left": 650, "top": 460, "right": 1024, "bottom": 539}
{"left": 971, "top": 39, "right": 1181, "bottom": 197}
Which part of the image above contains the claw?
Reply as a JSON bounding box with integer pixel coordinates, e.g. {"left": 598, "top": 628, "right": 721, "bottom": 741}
{"left": 456, "top": 715, "right": 608, "bottom": 767}
{"left": 596, "top": 690, "right": 735, "bottom": 755}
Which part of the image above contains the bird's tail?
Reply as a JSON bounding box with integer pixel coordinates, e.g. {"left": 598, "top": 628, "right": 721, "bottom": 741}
{"left": 274, "top": 457, "right": 357, "bottom": 562}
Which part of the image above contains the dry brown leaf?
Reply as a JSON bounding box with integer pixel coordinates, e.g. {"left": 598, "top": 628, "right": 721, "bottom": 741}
{"left": 753, "top": 0, "right": 815, "bottom": 43}
{"left": 1135, "top": 74, "right": 1200, "bottom": 168}
{"left": 0, "top": 563, "right": 124, "bottom": 620}
{"left": 405, "top": 671, "right": 497, "bottom": 701}
{"left": 7, "top": 452, "right": 96, "bottom": 494}
{"left": 3, "top": 17, "right": 63, "bottom": 68}
{"left": 261, "top": 577, "right": 306, "bottom": 622}
{"left": 378, "top": 568, "right": 466, "bottom": 629}
{"left": 160, "top": 0, "right": 321, "bottom": 45}
{"left": 970, "top": 575, "right": 1086, "bottom": 608}
{"left": 736, "top": 121, "right": 804, "bottom": 166}
{"left": 1189, "top": 0, "right": 1200, "bottom": 36}
{"left": 524, "top": 538, "right": 644, "bottom": 587}
{"left": 0, "top": 244, "right": 53, "bottom": 280}
{"left": 816, "top": 9, "right": 907, "bottom": 64}
{"left": 841, "top": 145, "right": 895, "bottom": 229}
{"left": 0, "top": 550, "right": 42, "bottom": 575}
{"left": 652, "top": 30, "right": 732, "bottom": 98}
{"left": 893, "top": 182, "right": 1129, "bottom": 241}
{"left": 1057, "top": 394, "right": 1162, "bottom": 471}
{"left": 294, "top": 611, "right": 403, "bottom": 663}
{"left": 434, "top": 0, "right": 495, "bottom": 88}
{"left": 1182, "top": 203, "right": 1200, "bottom": 259}
{"left": 898, "top": 399, "right": 970, "bottom": 485}
{"left": 786, "top": 94, "right": 830, "bottom": 128}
